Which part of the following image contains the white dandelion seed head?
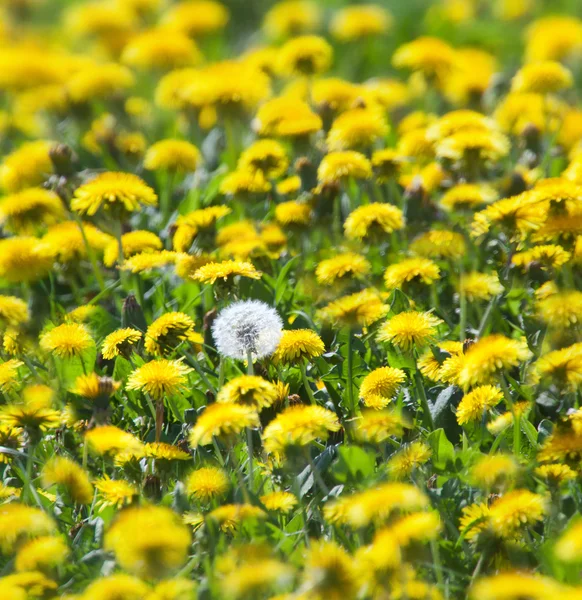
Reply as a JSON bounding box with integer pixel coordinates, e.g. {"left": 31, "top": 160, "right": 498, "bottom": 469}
{"left": 212, "top": 299, "right": 283, "bottom": 360}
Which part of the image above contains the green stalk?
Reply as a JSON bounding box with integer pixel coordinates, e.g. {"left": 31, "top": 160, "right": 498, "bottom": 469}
{"left": 184, "top": 351, "right": 217, "bottom": 395}
{"left": 346, "top": 330, "right": 355, "bottom": 414}
{"left": 300, "top": 361, "right": 317, "bottom": 405}
{"left": 414, "top": 367, "right": 434, "bottom": 430}
{"left": 459, "top": 270, "right": 467, "bottom": 342}
{"left": 73, "top": 216, "right": 106, "bottom": 292}
{"left": 500, "top": 376, "right": 520, "bottom": 457}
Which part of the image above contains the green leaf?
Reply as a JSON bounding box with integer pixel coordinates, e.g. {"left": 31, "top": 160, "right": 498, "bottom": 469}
{"left": 274, "top": 256, "right": 299, "bottom": 305}
{"left": 427, "top": 428, "right": 455, "bottom": 471}
{"left": 331, "top": 446, "right": 376, "bottom": 484}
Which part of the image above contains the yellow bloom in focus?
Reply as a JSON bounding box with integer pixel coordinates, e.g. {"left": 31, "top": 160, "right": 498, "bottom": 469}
{"left": 302, "top": 540, "right": 357, "bottom": 600}
{"left": 95, "top": 476, "right": 138, "bottom": 510}
{"left": 330, "top": 5, "right": 392, "bottom": 42}
{"left": 192, "top": 260, "right": 262, "bottom": 285}
{"left": 384, "top": 257, "right": 440, "bottom": 290}
{"left": 0, "top": 237, "right": 53, "bottom": 283}
{"left": 121, "top": 29, "right": 202, "bottom": 71}
{"left": 71, "top": 172, "right": 157, "bottom": 216}
{"left": 103, "top": 230, "right": 162, "bottom": 268}
{"left": 353, "top": 409, "right": 407, "bottom": 442}
{"left": 217, "top": 375, "right": 278, "bottom": 409}
{"left": 263, "top": 1, "right": 320, "bottom": 39}
{"left": 144, "top": 312, "right": 199, "bottom": 356}
{"left": 470, "top": 454, "right": 518, "bottom": 489}
{"left": 513, "top": 244, "right": 572, "bottom": 271}
{"left": 319, "top": 288, "right": 388, "bottom": 328}
{"left": 393, "top": 36, "right": 457, "bottom": 80}
{"left": 15, "top": 535, "right": 68, "bottom": 573}
{"left": 0, "top": 188, "right": 64, "bottom": 234}
{"left": 105, "top": 505, "right": 190, "bottom": 578}
{"left": 457, "top": 334, "right": 532, "bottom": 389}
{"left": 456, "top": 385, "right": 503, "bottom": 425}
{"left": 85, "top": 425, "right": 143, "bottom": 456}
{"left": 377, "top": 311, "right": 443, "bottom": 352}
{"left": 41, "top": 456, "right": 94, "bottom": 505}
{"left": 327, "top": 108, "right": 389, "bottom": 151}
{"left": 324, "top": 482, "right": 428, "bottom": 527}
{"left": 489, "top": 490, "right": 547, "bottom": 538}
{"left": 318, "top": 151, "right": 374, "bottom": 187}
{"left": 186, "top": 467, "right": 230, "bottom": 502}
{"left": 263, "top": 405, "right": 341, "bottom": 457}
{"left": 536, "top": 290, "right": 582, "bottom": 329}
{"left": 459, "top": 502, "right": 491, "bottom": 543}
{"left": 273, "top": 329, "right": 325, "bottom": 364}
{"left": 0, "top": 140, "right": 53, "bottom": 193}
{"left": 260, "top": 491, "right": 297, "bottom": 514}
{"left": 359, "top": 366, "right": 406, "bottom": 408}
{"left": 189, "top": 403, "right": 260, "bottom": 447}
{"left": 512, "top": 61, "right": 573, "bottom": 94}
{"left": 386, "top": 441, "right": 432, "bottom": 479}
{"left": 0, "top": 359, "right": 23, "bottom": 394}
{"left": 277, "top": 35, "right": 332, "bottom": 77}
{"left": 39, "top": 323, "right": 94, "bottom": 359}
{"left": 344, "top": 202, "right": 405, "bottom": 240}
{"left": 144, "top": 139, "right": 202, "bottom": 173}
{"left": 238, "top": 139, "right": 288, "bottom": 179}
{"left": 460, "top": 272, "right": 504, "bottom": 302}
{"left": 410, "top": 230, "right": 466, "bottom": 260}
{"left": 101, "top": 328, "right": 142, "bottom": 360}
{"left": 316, "top": 252, "right": 371, "bottom": 286}
{"left": 162, "top": 0, "right": 229, "bottom": 37}
{"left": 0, "top": 296, "right": 28, "bottom": 328}
{"left": 0, "top": 503, "right": 55, "bottom": 553}
{"left": 126, "top": 358, "right": 193, "bottom": 400}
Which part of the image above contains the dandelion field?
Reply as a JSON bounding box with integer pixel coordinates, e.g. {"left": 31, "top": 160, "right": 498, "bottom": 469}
{"left": 2, "top": 0, "right": 582, "bottom": 598}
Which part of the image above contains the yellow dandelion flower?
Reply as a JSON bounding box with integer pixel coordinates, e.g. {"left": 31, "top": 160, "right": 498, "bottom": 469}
{"left": 0, "top": 236, "right": 53, "bottom": 283}
{"left": 105, "top": 505, "right": 190, "bottom": 578}
{"left": 85, "top": 425, "right": 143, "bottom": 456}
{"left": 384, "top": 257, "right": 440, "bottom": 290}
{"left": 0, "top": 140, "right": 53, "bottom": 193}
{"left": 254, "top": 96, "right": 322, "bottom": 137}
{"left": 316, "top": 252, "right": 371, "bottom": 286}
{"left": 220, "top": 169, "right": 271, "bottom": 195}
{"left": 344, "top": 202, "right": 405, "bottom": 240}
{"left": 393, "top": 36, "right": 457, "bottom": 79}
{"left": 533, "top": 343, "right": 582, "bottom": 390}
{"left": 353, "top": 409, "right": 408, "bottom": 442}
{"left": 70, "top": 373, "right": 120, "bottom": 400}
{"left": 192, "top": 260, "right": 262, "bottom": 285}
{"left": 145, "top": 442, "right": 190, "bottom": 461}
{"left": 162, "top": 0, "right": 229, "bottom": 36}
{"left": 0, "top": 359, "right": 23, "bottom": 394}
{"left": 327, "top": 107, "right": 389, "bottom": 151}
{"left": 470, "top": 454, "right": 518, "bottom": 489}
{"left": 440, "top": 183, "right": 497, "bottom": 212}
{"left": 513, "top": 244, "right": 572, "bottom": 271}
{"left": 275, "top": 200, "right": 312, "bottom": 226}
{"left": 39, "top": 323, "right": 93, "bottom": 359}
{"left": 14, "top": 535, "right": 68, "bottom": 573}
{"left": 95, "top": 476, "right": 138, "bottom": 510}
{"left": 536, "top": 290, "right": 582, "bottom": 329}
{"left": 121, "top": 28, "right": 201, "bottom": 71}
{"left": 459, "top": 502, "right": 491, "bottom": 543}
{"left": 41, "top": 456, "right": 93, "bottom": 505}
{"left": 0, "top": 503, "right": 55, "bottom": 553}
{"left": 263, "top": 405, "right": 340, "bottom": 457}
{"left": 238, "top": 139, "right": 288, "bottom": 179}
{"left": 0, "top": 403, "right": 61, "bottom": 431}
{"left": 471, "top": 572, "right": 564, "bottom": 600}
{"left": 410, "top": 230, "right": 466, "bottom": 260}
{"left": 186, "top": 467, "right": 230, "bottom": 502}
{"left": 144, "top": 312, "right": 198, "bottom": 356}
{"left": 386, "top": 441, "right": 432, "bottom": 479}
{"left": 535, "top": 464, "right": 576, "bottom": 485}
{"left": 103, "top": 231, "right": 162, "bottom": 268}
{"left": 417, "top": 341, "right": 464, "bottom": 382}
{"left": 460, "top": 272, "right": 504, "bottom": 302}
{"left": 126, "top": 358, "right": 193, "bottom": 400}
{"left": 207, "top": 503, "right": 266, "bottom": 532}
{"left": 330, "top": 5, "right": 392, "bottom": 42}
{"left": 359, "top": 366, "right": 406, "bottom": 408}
{"left": 384, "top": 511, "right": 441, "bottom": 546}
{"left": 121, "top": 250, "right": 181, "bottom": 273}
{"left": 324, "top": 482, "right": 428, "bottom": 527}
{"left": 456, "top": 385, "right": 503, "bottom": 425}
{"left": 457, "top": 334, "right": 532, "bottom": 389}
{"left": 263, "top": 1, "right": 320, "bottom": 39}
{"left": 67, "top": 305, "right": 99, "bottom": 324}
{"left": 101, "top": 328, "right": 142, "bottom": 360}
{"left": 489, "top": 490, "right": 547, "bottom": 538}
{"left": 302, "top": 540, "right": 357, "bottom": 600}
{"left": 220, "top": 558, "right": 294, "bottom": 600}
{"left": 277, "top": 35, "right": 332, "bottom": 77}
{"left": 144, "top": 139, "right": 202, "bottom": 173}
{"left": 512, "top": 61, "right": 573, "bottom": 94}
{"left": 319, "top": 288, "right": 388, "bottom": 328}
{"left": 377, "top": 311, "right": 443, "bottom": 352}
{"left": 487, "top": 401, "right": 531, "bottom": 436}
{"left": 0, "top": 296, "right": 28, "bottom": 327}
{"left": 260, "top": 490, "right": 297, "bottom": 513}
{"left": 71, "top": 172, "right": 157, "bottom": 216}
{"left": 67, "top": 63, "right": 135, "bottom": 104}
{"left": 0, "top": 187, "right": 64, "bottom": 235}
{"left": 42, "top": 221, "right": 112, "bottom": 264}
{"left": 217, "top": 375, "right": 278, "bottom": 409}
{"left": 318, "top": 151, "right": 372, "bottom": 184}
{"left": 273, "top": 329, "right": 325, "bottom": 364}
{"left": 189, "top": 403, "right": 260, "bottom": 447}
{"left": 80, "top": 575, "right": 149, "bottom": 600}
{"left": 276, "top": 175, "right": 301, "bottom": 195}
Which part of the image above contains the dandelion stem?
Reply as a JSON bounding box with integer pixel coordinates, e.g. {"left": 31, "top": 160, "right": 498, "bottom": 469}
{"left": 300, "top": 362, "right": 317, "bottom": 405}
{"left": 246, "top": 428, "right": 254, "bottom": 493}
{"left": 155, "top": 398, "right": 164, "bottom": 443}
{"left": 500, "top": 376, "right": 520, "bottom": 456}
{"left": 459, "top": 270, "right": 467, "bottom": 342}
{"left": 414, "top": 367, "right": 434, "bottom": 430}
{"left": 73, "top": 216, "right": 106, "bottom": 292}
{"left": 184, "top": 351, "right": 217, "bottom": 395}
{"left": 430, "top": 538, "right": 446, "bottom": 594}
{"left": 246, "top": 348, "right": 254, "bottom": 376}
{"left": 346, "top": 330, "right": 355, "bottom": 415}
